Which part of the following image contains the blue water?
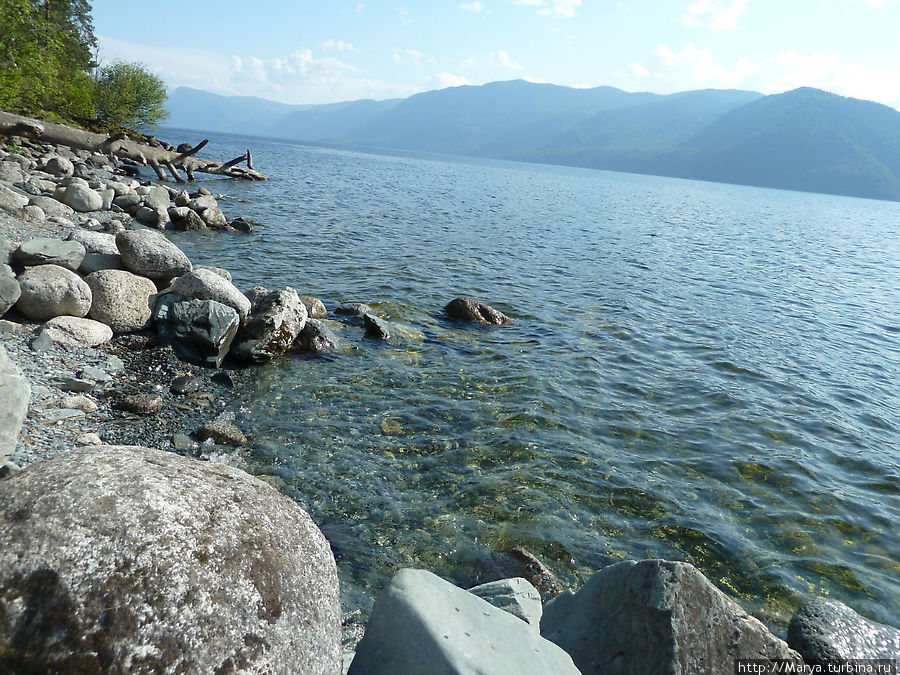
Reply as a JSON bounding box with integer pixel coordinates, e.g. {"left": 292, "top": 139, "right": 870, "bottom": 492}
{"left": 165, "top": 129, "right": 900, "bottom": 630}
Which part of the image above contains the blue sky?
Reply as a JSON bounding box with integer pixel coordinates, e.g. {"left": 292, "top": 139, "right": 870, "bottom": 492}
{"left": 92, "top": 0, "right": 900, "bottom": 108}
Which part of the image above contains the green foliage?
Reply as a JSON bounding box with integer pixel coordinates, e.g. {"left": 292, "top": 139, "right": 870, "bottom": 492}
{"left": 94, "top": 61, "right": 168, "bottom": 131}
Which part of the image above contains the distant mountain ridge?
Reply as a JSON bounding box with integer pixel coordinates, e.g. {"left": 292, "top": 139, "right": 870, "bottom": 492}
{"left": 166, "top": 81, "right": 900, "bottom": 201}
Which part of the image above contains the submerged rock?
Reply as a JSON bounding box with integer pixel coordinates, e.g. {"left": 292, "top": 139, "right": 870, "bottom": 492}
{"left": 348, "top": 569, "right": 579, "bottom": 675}
{"left": 540, "top": 559, "right": 799, "bottom": 675}
{"left": 445, "top": 297, "right": 511, "bottom": 325}
{"left": 0, "top": 445, "right": 341, "bottom": 674}
{"left": 335, "top": 303, "right": 372, "bottom": 316}
{"left": 294, "top": 319, "right": 339, "bottom": 355}
{"left": 788, "top": 598, "right": 900, "bottom": 664}
{"left": 363, "top": 313, "right": 392, "bottom": 340}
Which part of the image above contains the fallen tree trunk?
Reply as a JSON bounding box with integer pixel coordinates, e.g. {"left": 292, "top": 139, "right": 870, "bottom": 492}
{"left": 0, "top": 111, "right": 268, "bottom": 181}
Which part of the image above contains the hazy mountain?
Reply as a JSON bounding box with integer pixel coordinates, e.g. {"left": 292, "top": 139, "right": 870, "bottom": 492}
{"left": 163, "top": 81, "right": 900, "bottom": 201}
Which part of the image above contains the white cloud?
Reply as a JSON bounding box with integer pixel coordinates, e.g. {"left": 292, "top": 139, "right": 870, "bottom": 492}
{"left": 650, "top": 42, "right": 900, "bottom": 107}
{"left": 356, "top": 3, "right": 366, "bottom": 11}
{"left": 320, "top": 39, "right": 357, "bottom": 52}
{"left": 511, "top": 0, "right": 582, "bottom": 18}
{"left": 392, "top": 48, "right": 436, "bottom": 66}
{"left": 395, "top": 6, "right": 412, "bottom": 24}
{"left": 613, "top": 62, "right": 663, "bottom": 80}
{"left": 460, "top": 1, "right": 485, "bottom": 11}
{"left": 487, "top": 50, "right": 524, "bottom": 69}
{"left": 681, "top": 0, "right": 749, "bottom": 30}
{"left": 97, "top": 35, "right": 419, "bottom": 105}
{"left": 431, "top": 73, "right": 472, "bottom": 88}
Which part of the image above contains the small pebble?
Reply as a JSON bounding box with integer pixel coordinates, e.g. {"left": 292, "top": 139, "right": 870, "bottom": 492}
{"left": 171, "top": 375, "right": 202, "bottom": 395}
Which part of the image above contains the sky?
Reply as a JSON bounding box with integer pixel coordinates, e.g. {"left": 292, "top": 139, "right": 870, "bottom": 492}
{"left": 91, "top": 0, "right": 900, "bottom": 109}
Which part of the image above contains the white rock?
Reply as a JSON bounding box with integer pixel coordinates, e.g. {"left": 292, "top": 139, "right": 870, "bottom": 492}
{"left": 41, "top": 315, "right": 113, "bottom": 347}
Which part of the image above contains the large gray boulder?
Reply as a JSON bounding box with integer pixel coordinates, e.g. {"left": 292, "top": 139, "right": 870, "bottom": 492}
{"left": 41, "top": 315, "right": 114, "bottom": 347}
{"left": 0, "top": 183, "right": 29, "bottom": 215}
{"left": 468, "top": 578, "right": 542, "bottom": 632}
{"left": 0, "top": 276, "right": 20, "bottom": 317}
{"left": 445, "top": 297, "right": 511, "bottom": 325}
{"left": 231, "top": 287, "right": 307, "bottom": 363}
{"left": 43, "top": 155, "right": 74, "bottom": 177}
{"left": 541, "top": 559, "right": 800, "bottom": 674}
{"left": 12, "top": 237, "right": 86, "bottom": 271}
{"left": 67, "top": 228, "right": 119, "bottom": 255}
{"left": 0, "top": 445, "right": 342, "bottom": 674}
{"left": 167, "top": 206, "right": 207, "bottom": 231}
{"left": 116, "top": 229, "right": 192, "bottom": 282}
{"left": 28, "top": 194, "right": 75, "bottom": 218}
{"left": 788, "top": 599, "right": 900, "bottom": 664}
{"left": 61, "top": 183, "right": 104, "bottom": 212}
{"left": 86, "top": 269, "right": 157, "bottom": 333}
{"left": 16, "top": 264, "right": 92, "bottom": 321}
{"left": 143, "top": 185, "right": 172, "bottom": 211}
{"left": 348, "top": 569, "right": 580, "bottom": 675}
{"left": 154, "top": 294, "right": 240, "bottom": 368}
{"left": 0, "top": 344, "right": 30, "bottom": 467}
{"left": 0, "top": 160, "right": 24, "bottom": 183}
{"left": 168, "top": 268, "right": 251, "bottom": 321}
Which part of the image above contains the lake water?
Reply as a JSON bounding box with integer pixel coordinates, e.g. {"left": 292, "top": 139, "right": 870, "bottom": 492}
{"left": 165, "top": 129, "right": 900, "bottom": 631}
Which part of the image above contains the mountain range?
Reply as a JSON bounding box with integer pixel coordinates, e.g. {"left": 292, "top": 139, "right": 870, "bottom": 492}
{"left": 166, "top": 81, "right": 900, "bottom": 201}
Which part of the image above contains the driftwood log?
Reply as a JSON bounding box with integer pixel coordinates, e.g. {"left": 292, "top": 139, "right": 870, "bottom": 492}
{"left": 0, "top": 111, "right": 267, "bottom": 181}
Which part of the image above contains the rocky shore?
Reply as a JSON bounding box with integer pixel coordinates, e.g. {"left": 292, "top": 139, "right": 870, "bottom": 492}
{"left": 0, "top": 132, "right": 897, "bottom": 673}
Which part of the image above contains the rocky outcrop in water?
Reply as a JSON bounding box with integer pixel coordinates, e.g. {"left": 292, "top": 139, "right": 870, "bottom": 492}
{"left": 540, "top": 559, "right": 800, "bottom": 674}
{"left": 347, "top": 569, "right": 579, "bottom": 674}
{"left": 788, "top": 598, "right": 900, "bottom": 664}
{"left": 0, "top": 445, "right": 342, "bottom": 674}
{"left": 445, "top": 297, "right": 511, "bottom": 325}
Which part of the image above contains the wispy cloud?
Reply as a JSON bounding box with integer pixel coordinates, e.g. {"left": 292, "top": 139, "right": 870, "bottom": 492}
{"left": 511, "top": 0, "right": 582, "bottom": 18}
{"left": 680, "top": 0, "right": 749, "bottom": 30}
{"left": 431, "top": 72, "right": 472, "bottom": 88}
{"left": 461, "top": 50, "right": 524, "bottom": 70}
{"left": 320, "top": 39, "right": 357, "bottom": 52}
{"left": 392, "top": 48, "right": 436, "bottom": 67}
{"left": 460, "top": 1, "right": 485, "bottom": 11}
{"left": 97, "top": 35, "right": 419, "bottom": 104}
{"left": 395, "top": 6, "right": 412, "bottom": 24}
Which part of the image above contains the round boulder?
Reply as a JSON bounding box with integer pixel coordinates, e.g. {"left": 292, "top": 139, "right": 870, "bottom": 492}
{"left": 12, "top": 238, "right": 86, "bottom": 271}
{"left": 60, "top": 183, "right": 103, "bottom": 212}
{"left": 300, "top": 296, "right": 328, "bottom": 319}
{"left": 28, "top": 195, "right": 75, "bottom": 218}
{"left": 168, "top": 268, "right": 251, "bottom": 321}
{"left": 43, "top": 155, "right": 74, "bottom": 177}
{"left": 15, "top": 264, "right": 92, "bottom": 321}
{"left": 41, "top": 316, "right": 113, "bottom": 347}
{"left": 116, "top": 229, "right": 192, "bottom": 282}
{"left": 85, "top": 269, "right": 157, "bottom": 333}
{"left": 67, "top": 229, "right": 118, "bottom": 255}
{"left": 0, "top": 445, "right": 342, "bottom": 674}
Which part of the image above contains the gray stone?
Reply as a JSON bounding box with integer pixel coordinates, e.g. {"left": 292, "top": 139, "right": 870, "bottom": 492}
{"left": 0, "top": 344, "right": 30, "bottom": 467}
{"left": 174, "top": 190, "right": 190, "bottom": 207}
{"left": 78, "top": 252, "right": 124, "bottom": 274}
{"left": 348, "top": 568, "right": 579, "bottom": 675}
{"left": 28, "top": 195, "right": 75, "bottom": 218}
{"left": 231, "top": 287, "right": 307, "bottom": 363}
{"left": 86, "top": 269, "right": 157, "bottom": 333}
{"left": 42, "top": 407, "right": 86, "bottom": 422}
{"left": 197, "top": 416, "right": 247, "bottom": 446}
{"left": 135, "top": 205, "right": 169, "bottom": 227}
{"left": 75, "top": 432, "right": 103, "bottom": 446}
{"left": 170, "top": 375, "right": 202, "bottom": 395}
{"left": 30, "top": 331, "right": 54, "bottom": 352}
{"left": 43, "top": 155, "right": 74, "bottom": 177}
{"left": 230, "top": 216, "right": 254, "bottom": 233}
{"left": 116, "top": 229, "right": 192, "bottom": 282}
{"left": 118, "top": 392, "right": 164, "bottom": 414}
{"left": 200, "top": 206, "right": 228, "bottom": 229}
{"left": 0, "top": 234, "right": 11, "bottom": 263}
{"left": 468, "top": 578, "right": 542, "bottom": 632}
{"left": 445, "top": 297, "right": 511, "bottom": 325}
{"left": 188, "top": 194, "right": 218, "bottom": 212}
{"left": 17, "top": 204, "right": 46, "bottom": 223}
{"left": 300, "top": 296, "right": 328, "bottom": 318}
{"left": 67, "top": 228, "right": 118, "bottom": 255}
{"left": 59, "top": 394, "right": 98, "bottom": 413}
{"left": 0, "top": 183, "right": 30, "bottom": 215}
{"left": 154, "top": 294, "right": 240, "bottom": 368}
{"left": 0, "top": 445, "right": 341, "bottom": 674}
{"left": 541, "top": 559, "right": 800, "bottom": 675}
{"left": 49, "top": 376, "right": 94, "bottom": 392}
{"left": 335, "top": 303, "right": 372, "bottom": 316}
{"left": 172, "top": 433, "right": 194, "bottom": 451}
{"left": 41, "top": 316, "right": 113, "bottom": 347}
{"left": 79, "top": 365, "right": 112, "bottom": 382}
{"left": 788, "top": 599, "right": 900, "bottom": 664}
{"left": 60, "top": 183, "right": 103, "bottom": 212}
{"left": 195, "top": 265, "right": 231, "bottom": 282}
{"left": 12, "top": 238, "right": 86, "bottom": 270}
{"left": 168, "top": 269, "right": 251, "bottom": 321}
{"left": 0, "top": 276, "right": 20, "bottom": 317}
{"left": 113, "top": 192, "right": 141, "bottom": 211}
{"left": 363, "top": 313, "right": 392, "bottom": 340}
{"left": 144, "top": 185, "right": 172, "bottom": 211}
{"left": 294, "top": 319, "right": 339, "bottom": 355}
{"left": 15, "top": 264, "right": 92, "bottom": 321}
{"left": 99, "top": 187, "right": 115, "bottom": 210}
{"left": 168, "top": 206, "right": 207, "bottom": 231}
{"left": 0, "top": 160, "right": 24, "bottom": 183}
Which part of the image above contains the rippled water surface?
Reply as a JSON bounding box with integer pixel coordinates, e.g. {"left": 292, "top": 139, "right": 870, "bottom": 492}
{"left": 168, "top": 130, "right": 900, "bottom": 629}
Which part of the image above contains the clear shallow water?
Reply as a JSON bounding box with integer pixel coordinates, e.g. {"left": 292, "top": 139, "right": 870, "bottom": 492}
{"left": 167, "top": 130, "right": 900, "bottom": 629}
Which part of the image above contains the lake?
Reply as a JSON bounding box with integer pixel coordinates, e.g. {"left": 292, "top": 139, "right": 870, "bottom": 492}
{"left": 164, "top": 129, "right": 900, "bottom": 631}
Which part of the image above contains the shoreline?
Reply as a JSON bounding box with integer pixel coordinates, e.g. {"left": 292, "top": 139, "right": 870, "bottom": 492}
{"left": 1, "top": 127, "right": 897, "bottom": 672}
